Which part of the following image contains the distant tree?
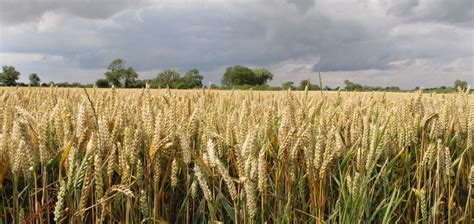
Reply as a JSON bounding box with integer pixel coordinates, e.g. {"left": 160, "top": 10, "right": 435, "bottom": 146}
{"left": 52, "top": 82, "right": 87, "bottom": 88}
{"left": 95, "top": 79, "right": 110, "bottom": 88}
{"left": 299, "top": 79, "right": 320, "bottom": 90}
{"left": 123, "top": 67, "right": 138, "bottom": 88}
{"left": 105, "top": 59, "right": 126, "bottom": 87}
{"left": 222, "top": 65, "right": 259, "bottom": 87}
{"left": 205, "top": 83, "right": 218, "bottom": 89}
{"left": 104, "top": 59, "right": 138, "bottom": 87}
{"left": 56, "top": 82, "right": 69, "bottom": 87}
{"left": 299, "top": 79, "right": 310, "bottom": 90}
{"left": 129, "top": 79, "right": 147, "bottom": 88}
{"left": 152, "top": 69, "right": 181, "bottom": 88}
{"left": 0, "top": 65, "right": 20, "bottom": 86}
{"left": 454, "top": 79, "right": 468, "bottom": 90}
{"left": 344, "top": 80, "right": 363, "bottom": 91}
{"left": 384, "top": 86, "right": 400, "bottom": 91}
{"left": 282, "top": 81, "right": 295, "bottom": 90}
{"left": 252, "top": 67, "right": 273, "bottom": 85}
{"left": 29, "top": 73, "right": 41, "bottom": 86}
{"left": 175, "top": 68, "right": 204, "bottom": 89}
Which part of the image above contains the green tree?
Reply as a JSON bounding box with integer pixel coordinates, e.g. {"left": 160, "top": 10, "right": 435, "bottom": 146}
{"left": 454, "top": 79, "right": 468, "bottom": 90}
{"left": 175, "top": 68, "right": 204, "bottom": 89}
{"left": 385, "top": 86, "right": 400, "bottom": 91}
{"left": 152, "top": 69, "right": 181, "bottom": 88}
{"left": 29, "top": 73, "right": 41, "bottom": 86}
{"left": 95, "top": 79, "right": 110, "bottom": 88}
{"left": 282, "top": 81, "right": 295, "bottom": 90}
{"left": 221, "top": 65, "right": 258, "bottom": 87}
{"left": 252, "top": 67, "right": 273, "bottom": 85}
{"left": 123, "top": 67, "right": 138, "bottom": 88}
{"left": 0, "top": 65, "right": 20, "bottom": 86}
{"left": 128, "top": 79, "right": 147, "bottom": 88}
{"left": 299, "top": 79, "right": 320, "bottom": 90}
{"left": 344, "top": 80, "right": 363, "bottom": 91}
{"left": 104, "top": 59, "right": 138, "bottom": 87}
{"left": 105, "top": 59, "right": 126, "bottom": 87}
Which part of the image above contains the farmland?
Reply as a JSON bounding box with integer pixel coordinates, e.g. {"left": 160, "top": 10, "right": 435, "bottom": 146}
{"left": 0, "top": 87, "right": 472, "bottom": 223}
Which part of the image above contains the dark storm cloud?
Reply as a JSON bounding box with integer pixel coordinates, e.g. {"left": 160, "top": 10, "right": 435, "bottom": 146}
{"left": 0, "top": 0, "right": 472, "bottom": 87}
{"left": 75, "top": 5, "right": 270, "bottom": 71}
{"left": 74, "top": 2, "right": 399, "bottom": 74}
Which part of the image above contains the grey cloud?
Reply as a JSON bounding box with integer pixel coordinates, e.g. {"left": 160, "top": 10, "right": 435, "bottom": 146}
{"left": 385, "top": 0, "right": 473, "bottom": 26}
{"left": 77, "top": 2, "right": 400, "bottom": 75}
{"left": 285, "top": 0, "right": 315, "bottom": 13}
{"left": 441, "top": 66, "right": 454, "bottom": 72}
{"left": 0, "top": 0, "right": 148, "bottom": 25}
{"left": 0, "top": 0, "right": 472, "bottom": 88}
{"left": 320, "top": 56, "right": 474, "bottom": 89}
{"left": 75, "top": 5, "right": 269, "bottom": 71}
{"left": 385, "top": 0, "right": 420, "bottom": 17}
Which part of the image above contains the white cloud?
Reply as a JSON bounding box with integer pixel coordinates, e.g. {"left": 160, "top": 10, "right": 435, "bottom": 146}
{"left": 269, "top": 56, "right": 320, "bottom": 83}
{"left": 38, "top": 12, "right": 64, "bottom": 32}
{"left": 0, "top": 52, "right": 63, "bottom": 64}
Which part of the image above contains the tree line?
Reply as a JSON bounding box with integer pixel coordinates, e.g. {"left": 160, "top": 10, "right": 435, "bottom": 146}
{"left": 94, "top": 59, "right": 206, "bottom": 89}
{"left": 0, "top": 59, "right": 470, "bottom": 92}
{"left": 94, "top": 59, "right": 274, "bottom": 89}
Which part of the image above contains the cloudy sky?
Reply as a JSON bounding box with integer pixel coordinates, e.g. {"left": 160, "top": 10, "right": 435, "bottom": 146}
{"left": 0, "top": 0, "right": 472, "bottom": 88}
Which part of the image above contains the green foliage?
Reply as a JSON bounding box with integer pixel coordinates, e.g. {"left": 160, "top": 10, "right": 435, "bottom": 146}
{"left": 251, "top": 67, "right": 273, "bottom": 85}
{"left": 221, "top": 66, "right": 273, "bottom": 87}
{"left": 29, "top": 73, "right": 41, "bottom": 86}
{"left": 0, "top": 65, "right": 20, "bottom": 86}
{"left": 344, "top": 80, "right": 401, "bottom": 92}
{"left": 175, "top": 68, "right": 204, "bottom": 89}
{"left": 454, "top": 79, "right": 468, "bottom": 90}
{"left": 12, "top": 61, "right": 470, "bottom": 93}
{"left": 104, "top": 59, "right": 138, "bottom": 87}
{"left": 122, "top": 68, "right": 138, "bottom": 88}
{"left": 54, "top": 82, "right": 87, "bottom": 88}
{"left": 385, "top": 86, "right": 401, "bottom": 91}
{"left": 95, "top": 79, "right": 110, "bottom": 88}
{"left": 344, "top": 80, "right": 363, "bottom": 91}
{"left": 299, "top": 79, "right": 320, "bottom": 90}
{"left": 105, "top": 59, "right": 126, "bottom": 87}
{"left": 128, "top": 79, "right": 147, "bottom": 88}
{"left": 151, "top": 69, "right": 181, "bottom": 88}
{"left": 222, "top": 66, "right": 257, "bottom": 87}
{"left": 151, "top": 68, "right": 204, "bottom": 89}
{"left": 220, "top": 84, "right": 280, "bottom": 90}
{"left": 281, "top": 81, "right": 295, "bottom": 90}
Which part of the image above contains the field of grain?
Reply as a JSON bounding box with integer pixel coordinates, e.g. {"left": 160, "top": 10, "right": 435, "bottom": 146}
{"left": 0, "top": 87, "right": 472, "bottom": 223}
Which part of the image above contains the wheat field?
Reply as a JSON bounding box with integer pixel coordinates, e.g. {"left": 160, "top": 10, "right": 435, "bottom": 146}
{"left": 0, "top": 87, "right": 472, "bottom": 223}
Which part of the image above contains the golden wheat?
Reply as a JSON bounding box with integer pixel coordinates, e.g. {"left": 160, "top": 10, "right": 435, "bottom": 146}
{"left": 0, "top": 86, "right": 471, "bottom": 223}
